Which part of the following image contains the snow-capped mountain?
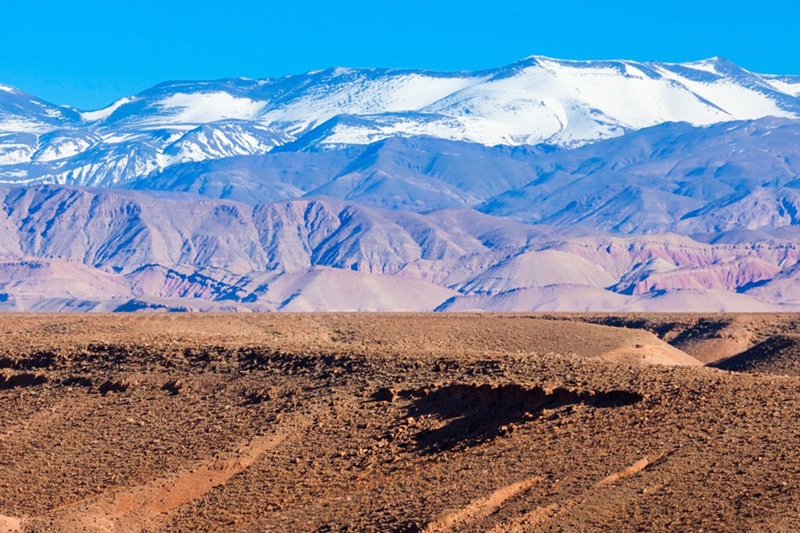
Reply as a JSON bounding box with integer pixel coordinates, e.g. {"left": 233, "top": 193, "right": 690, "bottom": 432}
{"left": 0, "top": 123, "right": 292, "bottom": 187}
{"left": 0, "top": 84, "right": 80, "bottom": 133}
{"left": 63, "top": 57, "right": 800, "bottom": 142}
{"left": 1, "top": 56, "right": 799, "bottom": 187}
{"left": 0, "top": 56, "right": 799, "bottom": 312}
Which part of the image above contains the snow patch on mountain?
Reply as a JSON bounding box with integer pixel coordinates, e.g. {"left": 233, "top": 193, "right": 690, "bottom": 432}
{"left": 153, "top": 92, "right": 267, "bottom": 124}
{"left": 81, "top": 97, "right": 136, "bottom": 122}
{"left": 32, "top": 131, "right": 101, "bottom": 162}
{"left": 161, "top": 122, "right": 291, "bottom": 165}
{"left": 766, "top": 77, "right": 800, "bottom": 97}
{"left": 257, "top": 72, "right": 485, "bottom": 135}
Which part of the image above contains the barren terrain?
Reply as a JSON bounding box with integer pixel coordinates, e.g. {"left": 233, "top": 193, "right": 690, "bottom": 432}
{"left": 1, "top": 313, "right": 799, "bottom": 532}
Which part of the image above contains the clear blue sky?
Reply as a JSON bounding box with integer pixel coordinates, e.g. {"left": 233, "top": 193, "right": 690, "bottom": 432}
{"left": 2, "top": 0, "right": 797, "bottom": 110}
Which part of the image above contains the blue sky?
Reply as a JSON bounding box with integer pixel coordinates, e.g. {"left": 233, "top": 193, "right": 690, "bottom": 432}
{"left": 2, "top": 0, "right": 798, "bottom": 110}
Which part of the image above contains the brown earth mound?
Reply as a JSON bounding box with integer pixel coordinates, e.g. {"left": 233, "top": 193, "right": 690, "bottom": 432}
{"left": 711, "top": 334, "right": 800, "bottom": 376}
{"left": 547, "top": 313, "right": 800, "bottom": 365}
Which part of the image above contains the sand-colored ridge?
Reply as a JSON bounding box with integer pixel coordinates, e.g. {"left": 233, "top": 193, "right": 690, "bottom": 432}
{"left": 111, "top": 433, "right": 286, "bottom": 516}
{"left": 31, "top": 428, "right": 294, "bottom": 532}
{"left": 488, "top": 454, "right": 658, "bottom": 532}
{"left": 597, "top": 337, "right": 700, "bottom": 367}
{"left": 0, "top": 313, "right": 702, "bottom": 368}
{"left": 0, "top": 514, "right": 22, "bottom": 533}
{"left": 486, "top": 503, "right": 561, "bottom": 533}
{"left": 423, "top": 477, "right": 541, "bottom": 533}
{"left": 595, "top": 456, "right": 652, "bottom": 487}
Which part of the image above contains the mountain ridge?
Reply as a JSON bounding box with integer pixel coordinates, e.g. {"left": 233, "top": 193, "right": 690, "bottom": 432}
{"left": 1, "top": 55, "right": 799, "bottom": 188}
{"left": 1, "top": 56, "right": 799, "bottom": 311}
{"left": 0, "top": 184, "right": 797, "bottom": 312}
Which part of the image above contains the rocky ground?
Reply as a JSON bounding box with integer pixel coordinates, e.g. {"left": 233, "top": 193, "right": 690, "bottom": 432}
{"left": 1, "top": 313, "right": 799, "bottom": 532}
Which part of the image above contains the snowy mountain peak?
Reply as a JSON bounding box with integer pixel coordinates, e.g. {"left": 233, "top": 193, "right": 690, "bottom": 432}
{"left": 0, "top": 56, "right": 798, "bottom": 187}
{"left": 80, "top": 97, "right": 137, "bottom": 122}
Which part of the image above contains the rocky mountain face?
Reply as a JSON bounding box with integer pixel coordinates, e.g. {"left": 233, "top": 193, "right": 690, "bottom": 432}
{"left": 0, "top": 57, "right": 798, "bottom": 311}
{"left": 0, "top": 186, "right": 797, "bottom": 312}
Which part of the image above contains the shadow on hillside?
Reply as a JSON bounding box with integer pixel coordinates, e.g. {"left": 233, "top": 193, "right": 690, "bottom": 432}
{"left": 408, "top": 383, "right": 642, "bottom": 453}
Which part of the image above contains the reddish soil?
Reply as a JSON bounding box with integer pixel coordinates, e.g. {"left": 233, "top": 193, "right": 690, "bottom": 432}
{"left": 0, "top": 313, "right": 799, "bottom": 532}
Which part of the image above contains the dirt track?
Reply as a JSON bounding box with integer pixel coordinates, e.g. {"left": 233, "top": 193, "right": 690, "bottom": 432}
{"left": 1, "top": 313, "right": 799, "bottom": 532}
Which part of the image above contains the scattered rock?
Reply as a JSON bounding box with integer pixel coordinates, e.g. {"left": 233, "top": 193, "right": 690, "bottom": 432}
{"left": 373, "top": 387, "right": 397, "bottom": 402}
{"left": 97, "top": 379, "right": 130, "bottom": 396}
{"left": 62, "top": 375, "right": 93, "bottom": 388}
{"left": 244, "top": 388, "right": 271, "bottom": 405}
{"left": 162, "top": 379, "right": 185, "bottom": 396}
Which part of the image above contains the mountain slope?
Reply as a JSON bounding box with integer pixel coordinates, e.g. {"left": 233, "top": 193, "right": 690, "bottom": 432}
{"left": 480, "top": 117, "right": 800, "bottom": 233}
{"left": 124, "top": 117, "right": 800, "bottom": 236}
{"left": 0, "top": 185, "right": 795, "bottom": 312}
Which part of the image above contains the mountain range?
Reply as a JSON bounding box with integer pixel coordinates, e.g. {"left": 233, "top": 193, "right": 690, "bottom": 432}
{"left": 0, "top": 56, "right": 799, "bottom": 311}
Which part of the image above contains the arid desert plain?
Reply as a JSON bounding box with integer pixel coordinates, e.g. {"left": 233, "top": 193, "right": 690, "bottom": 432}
{"left": 1, "top": 313, "right": 800, "bottom": 532}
